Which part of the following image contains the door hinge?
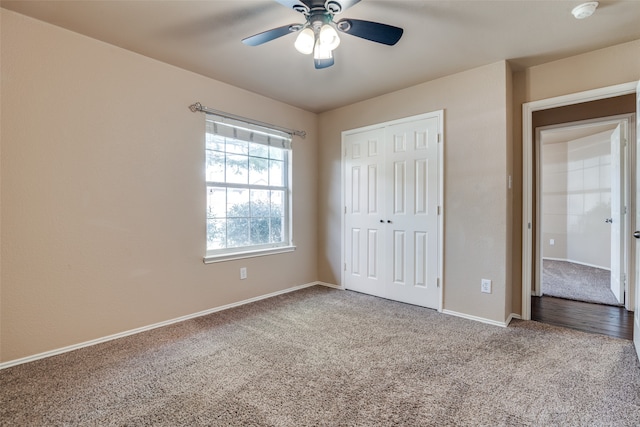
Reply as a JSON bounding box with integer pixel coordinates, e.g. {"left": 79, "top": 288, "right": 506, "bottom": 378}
{"left": 437, "top": 206, "right": 441, "bottom": 215}
{"left": 344, "top": 262, "right": 347, "bottom": 272}
{"left": 438, "top": 133, "right": 442, "bottom": 143}
{"left": 437, "top": 278, "right": 440, "bottom": 288}
{"left": 344, "top": 206, "right": 347, "bottom": 214}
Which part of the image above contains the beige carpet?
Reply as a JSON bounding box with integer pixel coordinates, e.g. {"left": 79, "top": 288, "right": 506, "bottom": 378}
{"left": 542, "top": 259, "right": 621, "bottom": 306}
{"left": 1, "top": 286, "right": 640, "bottom": 426}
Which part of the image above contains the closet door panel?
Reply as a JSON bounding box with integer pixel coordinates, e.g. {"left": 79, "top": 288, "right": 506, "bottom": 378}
{"left": 344, "top": 128, "right": 386, "bottom": 298}
{"left": 385, "top": 118, "right": 440, "bottom": 308}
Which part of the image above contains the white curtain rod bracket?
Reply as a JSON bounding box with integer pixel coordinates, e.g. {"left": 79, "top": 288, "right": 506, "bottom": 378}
{"left": 189, "top": 102, "right": 306, "bottom": 139}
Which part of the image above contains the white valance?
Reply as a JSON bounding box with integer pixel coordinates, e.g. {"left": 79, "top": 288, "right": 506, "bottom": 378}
{"left": 190, "top": 101, "right": 305, "bottom": 145}
{"left": 206, "top": 116, "right": 292, "bottom": 150}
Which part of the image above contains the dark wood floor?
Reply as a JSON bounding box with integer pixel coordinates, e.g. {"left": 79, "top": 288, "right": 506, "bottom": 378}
{"left": 531, "top": 296, "right": 634, "bottom": 340}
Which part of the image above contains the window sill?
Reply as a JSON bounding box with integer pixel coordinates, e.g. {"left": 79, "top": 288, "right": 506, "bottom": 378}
{"left": 203, "top": 245, "right": 296, "bottom": 264}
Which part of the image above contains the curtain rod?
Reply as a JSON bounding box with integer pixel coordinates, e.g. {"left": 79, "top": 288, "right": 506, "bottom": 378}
{"left": 189, "top": 102, "right": 306, "bottom": 139}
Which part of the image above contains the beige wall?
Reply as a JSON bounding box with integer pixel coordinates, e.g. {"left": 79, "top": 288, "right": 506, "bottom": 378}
{"left": 542, "top": 133, "right": 613, "bottom": 268}
{"left": 0, "top": 10, "right": 318, "bottom": 363}
{"left": 318, "top": 61, "right": 513, "bottom": 323}
{"left": 516, "top": 39, "right": 640, "bottom": 104}
{"left": 541, "top": 142, "right": 570, "bottom": 260}
{"left": 504, "top": 62, "right": 514, "bottom": 321}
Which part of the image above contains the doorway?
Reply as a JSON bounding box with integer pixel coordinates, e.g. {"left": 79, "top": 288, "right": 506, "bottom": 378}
{"left": 536, "top": 117, "right": 632, "bottom": 307}
{"left": 522, "top": 82, "right": 640, "bottom": 342}
{"left": 521, "top": 83, "right": 638, "bottom": 336}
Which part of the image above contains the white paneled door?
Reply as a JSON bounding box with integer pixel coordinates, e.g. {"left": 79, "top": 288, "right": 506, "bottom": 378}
{"left": 610, "top": 124, "right": 624, "bottom": 303}
{"left": 344, "top": 127, "right": 387, "bottom": 300}
{"left": 343, "top": 113, "right": 442, "bottom": 309}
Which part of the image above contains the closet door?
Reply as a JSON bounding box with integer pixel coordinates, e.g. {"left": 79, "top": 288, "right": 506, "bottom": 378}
{"left": 385, "top": 117, "right": 440, "bottom": 308}
{"left": 343, "top": 113, "right": 441, "bottom": 310}
{"left": 344, "top": 128, "right": 386, "bottom": 299}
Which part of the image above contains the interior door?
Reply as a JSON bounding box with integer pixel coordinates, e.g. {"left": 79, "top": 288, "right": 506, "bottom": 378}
{"left": 634, "top": 80, "right": 640, "bottom": 357}
{"left": 384, "top": 118, "right": 440, "bottom": 308}
{"left": 344, "top": 128, "right": 386, "bottom": 299}
{"left": 610, "top": 124, "right": 624, "bottom": 303}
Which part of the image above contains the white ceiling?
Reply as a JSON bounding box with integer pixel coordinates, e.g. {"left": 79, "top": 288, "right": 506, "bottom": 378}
{"left": 2, "top": 0, "right": 640, "bottom": 113}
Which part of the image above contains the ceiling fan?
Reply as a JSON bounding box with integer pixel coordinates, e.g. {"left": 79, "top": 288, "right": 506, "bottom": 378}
{"left": 242, "top": 0, "right": 404, "bottom": 69}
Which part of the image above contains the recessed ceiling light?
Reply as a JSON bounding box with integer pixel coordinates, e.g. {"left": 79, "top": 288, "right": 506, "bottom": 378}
{"left": 572, "top": 2, "right": 599, "bottom": 19}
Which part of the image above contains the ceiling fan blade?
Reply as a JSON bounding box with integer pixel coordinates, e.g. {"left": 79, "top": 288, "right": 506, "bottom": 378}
{"left": 336, "top": 18, "right": 403, "bottom": 46}
{"left": 242, "top": 24, "right": 301, "bottom": 46}
{"left": 314, "top": 56, "right": 335, "bottom": 69}
{"left": 273, "top": 0, "right": 310, "bottom": 14}
{"left": 328, "top": 0, "right": 361, "bottom": 13}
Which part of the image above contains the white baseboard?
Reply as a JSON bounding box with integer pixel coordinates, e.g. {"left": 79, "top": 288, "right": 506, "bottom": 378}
{"left": 542, "top": 257, "right": 610, "bottom": 271}
{"left": 317, "top": 281, "right": 344, "bottom": 290}
{"left": 442, "top": 309, "right": 513, "bottom": 328}
{"left": 0, "top": 281, "right": 327, "bottom": 370}
{"left": 506, "top": 313, "right": 521, "bottom": 325}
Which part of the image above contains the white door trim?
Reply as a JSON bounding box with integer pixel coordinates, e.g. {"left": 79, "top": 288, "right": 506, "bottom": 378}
{"left": 341, "top": 110, "right": 445, "bottom": 311}
{"left": 634, "top": 80, "right": 640, "bottom": 357}
{"left": 522, "top": 82, "right": 637, "bottom": 320}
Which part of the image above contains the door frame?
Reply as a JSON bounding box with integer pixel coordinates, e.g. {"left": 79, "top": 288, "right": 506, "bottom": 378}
{"left": 522, "top": 82, "right": 638, "bottom": 320}
{"left": 340, "top": 111, "right": 445, "bottom": 311}
{"left": 534, "top": 116, "right": 633, "bottom": 301}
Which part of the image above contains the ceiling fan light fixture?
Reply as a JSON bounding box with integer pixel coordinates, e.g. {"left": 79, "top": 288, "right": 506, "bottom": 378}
{"left": 313, "top": 39, "right": 333, "bottom": 60}
{"left": 294, "top": 27, "right": 315, "bottom": 54}
{"left": 242, "top": 0, "right": 404, "bottom": 70}
{"left": 571, "top": 2, "right": 598, "bottom": 19}
{"left": 319, "top": 24, "right": 340, "bottom": 51}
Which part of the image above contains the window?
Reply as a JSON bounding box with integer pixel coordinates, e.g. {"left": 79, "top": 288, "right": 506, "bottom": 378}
{"left": 205, "top": 115, "right": 293, "bottom": 262}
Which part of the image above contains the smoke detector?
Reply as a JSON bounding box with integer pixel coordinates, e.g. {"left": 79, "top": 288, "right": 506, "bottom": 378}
{"left": 571, "top": 2, "right": 598, "bottom": 19}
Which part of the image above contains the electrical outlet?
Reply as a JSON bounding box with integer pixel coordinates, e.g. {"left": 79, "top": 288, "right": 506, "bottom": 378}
{"left": 240, "top": 267, "right": 247, "bottom": 280}
{"left": 481, "top": 279, "right": 492, "bottom": 294}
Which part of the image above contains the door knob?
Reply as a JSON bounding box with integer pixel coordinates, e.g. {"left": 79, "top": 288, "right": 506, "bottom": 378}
{"left": 605, "top": 218, "right": 613, "bottom": 224}
{"left": 387, "top": 220, "right": 392, "bottom": 224}
{"left": 634, "top": 231, "right": 640, "bottom": 239}
{"left": 380, "top": 219, "right": 384, "bottom": 223}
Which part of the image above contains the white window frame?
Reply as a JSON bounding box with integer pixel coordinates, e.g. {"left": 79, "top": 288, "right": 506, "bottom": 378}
{"left": 204, "top": 115, "right": 295, "bottom": 264}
